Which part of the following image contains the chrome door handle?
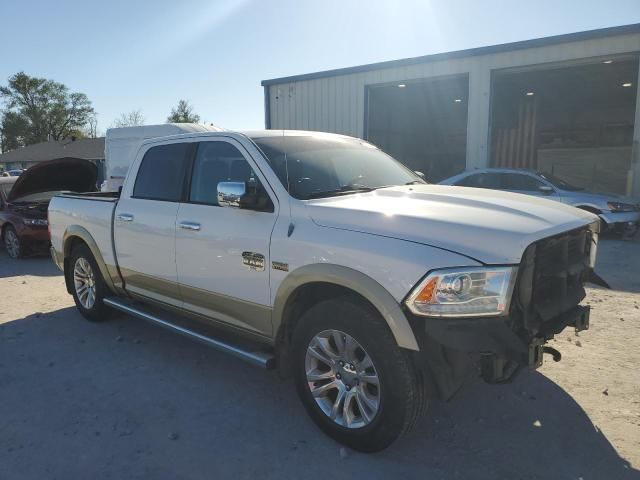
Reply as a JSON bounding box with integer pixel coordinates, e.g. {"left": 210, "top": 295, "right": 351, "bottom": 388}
{"left": 117, "top": 213, "right": 134, "bottom": 222}
{"left": 179, "top": 221, "right": 201, "bottom": 231}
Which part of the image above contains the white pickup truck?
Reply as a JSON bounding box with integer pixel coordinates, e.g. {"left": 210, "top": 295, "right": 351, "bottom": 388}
{"left": 49, "top": 125, "right": 601, "bottom": 452}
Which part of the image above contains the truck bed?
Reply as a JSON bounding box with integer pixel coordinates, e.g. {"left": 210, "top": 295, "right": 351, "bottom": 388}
{"left": 57, "top": 191, "right": 120, "bottom": 201}
{"left": 48, "top": 192, "right": 119, "bottom": 273}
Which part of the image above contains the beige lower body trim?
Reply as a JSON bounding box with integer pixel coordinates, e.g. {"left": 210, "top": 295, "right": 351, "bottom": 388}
{"left": 120, "top": 267, "right": 273, "bottom": 337}
{"left": 50, "top": 246, "right": 64, "bottom": 271}
{"left": 63, "top": 226, "right": 120, "bottom": 295}
{"left": 180, "top": 283, "right": 272, "bottom": 337}
{"left": 273, "top": 263, "right": 419, "bottom": 351}
{"left": 119, "top": 267, "right": 182, "bottom": 307}
{"left": 126, "top": 287, "right": 274, "bottom": 345}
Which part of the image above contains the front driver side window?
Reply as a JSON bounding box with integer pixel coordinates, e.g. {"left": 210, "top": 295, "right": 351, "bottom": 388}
{"left": 189, "top": 141, "right": 260, "bottom": 206}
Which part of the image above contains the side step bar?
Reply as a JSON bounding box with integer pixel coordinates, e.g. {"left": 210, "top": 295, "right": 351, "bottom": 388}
{"left": 103, "top": 297, "right": 276, "bottom": 369}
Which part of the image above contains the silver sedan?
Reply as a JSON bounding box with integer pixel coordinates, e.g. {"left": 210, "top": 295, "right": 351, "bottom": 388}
{"left": 440, "top": 168, "right": 640, "bottom": 234}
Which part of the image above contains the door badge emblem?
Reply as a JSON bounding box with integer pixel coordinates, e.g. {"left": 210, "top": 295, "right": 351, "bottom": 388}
{"left": 272, "top": 261, "right": 289, "bottom": 272}
{"left": 242, "top": 252, "right": 265, "bottom": 271}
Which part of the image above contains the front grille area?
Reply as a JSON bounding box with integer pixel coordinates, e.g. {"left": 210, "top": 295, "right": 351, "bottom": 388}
{"left": 533, "top": 227, "right": 590, "bottom": 320}
{"left": 514, "top": 226, "right": 592, "bottom": 336}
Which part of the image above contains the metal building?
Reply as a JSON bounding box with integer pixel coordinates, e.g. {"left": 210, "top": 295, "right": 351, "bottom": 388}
{"left": 261, "top": 24, "right": 640, "bottom": 196}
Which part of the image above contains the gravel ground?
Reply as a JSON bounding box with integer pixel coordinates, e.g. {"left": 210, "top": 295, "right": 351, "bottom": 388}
{"left": 0, "top": 239, "right": 639, "bottom": 479}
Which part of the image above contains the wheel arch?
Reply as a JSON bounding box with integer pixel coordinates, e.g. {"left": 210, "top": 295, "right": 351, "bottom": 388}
{"left": 1, "top": 221, "right": 16, "bottom": 238}
{"left": 273, "top": 264, "right": 419, "bottom": 352}
{"left": 62, "top": 226, "right": 117, "bottom": 295}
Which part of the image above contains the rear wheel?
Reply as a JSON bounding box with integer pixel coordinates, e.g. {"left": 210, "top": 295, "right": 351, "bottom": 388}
{"left": 69, "top": 244, "right": 111, "bottom": 322}
{"left": 3, "top": 225, "right": 22, "bottom": 259}
{"left": 291, "top": 296, "right": 423, "bottom": 452}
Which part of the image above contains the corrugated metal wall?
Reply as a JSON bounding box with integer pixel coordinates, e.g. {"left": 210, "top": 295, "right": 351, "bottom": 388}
{"left": 264, "top": 31, "right": 640, "bottom": 183}
{"left": 492, "top": 99, "right": 538, "bottom": 169}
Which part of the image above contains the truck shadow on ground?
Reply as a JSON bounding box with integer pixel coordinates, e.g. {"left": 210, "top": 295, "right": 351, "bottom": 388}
{"left": 0, "top": 308, "right": 637, "bottom": 480}
{"left": 0, "top": 251, "right": 60, "bottom": 279}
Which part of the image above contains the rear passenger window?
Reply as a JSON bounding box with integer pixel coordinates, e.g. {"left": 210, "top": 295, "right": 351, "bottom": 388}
{"left": 133, "top": 143, "right": 191, "bottom": 201}
{"left": 189, "top": 141, "right": 259, "bottom": 206}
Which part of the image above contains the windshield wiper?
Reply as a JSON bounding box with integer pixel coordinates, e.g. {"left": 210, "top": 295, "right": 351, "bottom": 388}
{"left": 405, "top": 180, "right": 426, "bottom": 185}
{"left": 306, "top": 185, "right": 376, "bottom": 199}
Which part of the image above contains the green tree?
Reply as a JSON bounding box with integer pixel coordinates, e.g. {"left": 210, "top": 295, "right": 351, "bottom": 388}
{"left": 0, "top": 72, "right": 94, "bottom": 151}
{"left": 0, "top": 111, "right": 29, "bottom": 152}
{"left": 167, "top": 99, "right": 200, "bottom": 123}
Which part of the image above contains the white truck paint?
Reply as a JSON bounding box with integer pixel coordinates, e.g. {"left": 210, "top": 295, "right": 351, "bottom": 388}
{"left": 48, "top": 128, "right": 601, "bottom": 452}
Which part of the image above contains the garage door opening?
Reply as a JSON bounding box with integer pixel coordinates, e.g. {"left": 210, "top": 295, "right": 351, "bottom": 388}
{"left": 490, "top": 58, "right": 638, "bottom": 195}
{"left": 366, "top": 75, "right": 469, "bottom": 182}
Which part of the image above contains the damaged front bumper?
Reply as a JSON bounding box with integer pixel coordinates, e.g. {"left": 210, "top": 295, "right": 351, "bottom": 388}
{"left": 419, "top": 304, "right": 590, "bottom": 384}
{"left": 411, "top": 224, "right": 600, "bottom": 391}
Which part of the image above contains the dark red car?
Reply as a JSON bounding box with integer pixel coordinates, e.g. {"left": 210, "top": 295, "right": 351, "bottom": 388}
{"left": 0, "top": 158, "right": 97, "bottom": 258}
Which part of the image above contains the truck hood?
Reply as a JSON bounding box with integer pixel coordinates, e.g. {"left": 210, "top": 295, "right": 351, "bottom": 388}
{"left": 305, "top": 185, "right": 597, "bottom": 264}
{"left": 7, "top": 157, "right": 97, "bottom": 203}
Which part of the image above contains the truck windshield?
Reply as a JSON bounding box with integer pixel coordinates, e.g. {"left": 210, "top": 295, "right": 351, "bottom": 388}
{"left": 251, "top": 135, "right": 425, "bottom": 199}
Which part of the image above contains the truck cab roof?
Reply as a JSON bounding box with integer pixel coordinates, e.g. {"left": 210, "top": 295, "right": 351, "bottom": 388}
{"left": 106, "top": 123, "right": 225, "bottom": 139}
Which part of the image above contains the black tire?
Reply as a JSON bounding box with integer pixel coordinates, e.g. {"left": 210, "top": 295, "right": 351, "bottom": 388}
{"left": 3, "top": 225, "right": 22, "bottom": 259}
{"left": 69, "top": 243, "right": 111, "bottom": 322}
{"left": 291, "top": 296, "right": 423, "bottom": 452}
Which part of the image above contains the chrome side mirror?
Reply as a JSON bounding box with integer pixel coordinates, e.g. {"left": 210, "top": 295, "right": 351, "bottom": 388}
{"left": 538, "top": 185, "right": 554, "bottom": 195}
{"left": 217, "top": 181, "right": 246, "bottom": 208}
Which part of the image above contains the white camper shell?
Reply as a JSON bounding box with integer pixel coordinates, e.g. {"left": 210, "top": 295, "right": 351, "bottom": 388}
{"left": 102, "top": 123, "right": 224, "bottom": 191}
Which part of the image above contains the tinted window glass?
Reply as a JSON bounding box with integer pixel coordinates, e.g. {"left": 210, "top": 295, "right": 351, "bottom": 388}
{"left": 252, "top": 136, "right": 423, "bottom": 200}
{"left": 538, "top": 172, "right": 582, "bottom": 191}
{"left": 457, "top": 173, "right": 501, "bottom": 189}
{"left": 189, "top": 141, "right": 259, "bottom": 205}
{"left": 133, "top": 143, "right": 191, "bottom": 201}
{"left": 501, "top": 173, "right": 544, "bottom": 191}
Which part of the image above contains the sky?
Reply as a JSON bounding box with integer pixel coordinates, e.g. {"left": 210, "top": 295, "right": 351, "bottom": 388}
{"left": 1, "top": 0, "right": 639, "bottom": 133}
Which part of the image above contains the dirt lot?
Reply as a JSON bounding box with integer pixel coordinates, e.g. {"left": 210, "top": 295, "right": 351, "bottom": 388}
{"left": 1, "top": 239, "right": 639, "bottom": 479}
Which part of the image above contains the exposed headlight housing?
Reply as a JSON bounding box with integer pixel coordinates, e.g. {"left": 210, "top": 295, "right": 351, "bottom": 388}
{"left": 24, "top": 219, "right": 48, "bottom": 226}
{"left": 405, "top": 267, "right": 517, "bottom": 318}
{"left": 607, "top": 201, "right": 636, "bottom": 213}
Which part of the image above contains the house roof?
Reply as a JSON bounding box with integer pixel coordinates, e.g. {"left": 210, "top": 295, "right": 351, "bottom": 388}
{"left": 261, "top": 23, "right": 640, "bottom": 86}
{"left": 0, "top": 137, "right": 105, "bottom": 165}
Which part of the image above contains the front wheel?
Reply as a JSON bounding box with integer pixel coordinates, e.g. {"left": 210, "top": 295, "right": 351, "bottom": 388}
{"left": 69, "top": 244, "right": 111, "bottom": 322}
{"left": 291, "top": 296, "right": 424, "bottom": 452}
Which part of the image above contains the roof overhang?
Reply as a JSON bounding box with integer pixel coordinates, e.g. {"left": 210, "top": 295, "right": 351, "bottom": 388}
{"left": 261, "top": 23, "right": 640, "bottom": 86}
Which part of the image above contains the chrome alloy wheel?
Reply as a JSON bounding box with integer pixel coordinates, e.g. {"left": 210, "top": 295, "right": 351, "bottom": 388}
{"left": 305, "top": 329, "right": 380, "bottom": 429}
{"left": 4, "top": 229, "right": 20, "bottom": 258}
{"left": 73, "top": 257, "right": 96, "bottom": 309}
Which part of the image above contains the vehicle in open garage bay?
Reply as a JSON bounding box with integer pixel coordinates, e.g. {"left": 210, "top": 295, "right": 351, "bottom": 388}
{"left": 48, "top": 124, "right": 603, "bottom": 452}
{"left": 440, "top": 168, "right": 640, "bottom": 235}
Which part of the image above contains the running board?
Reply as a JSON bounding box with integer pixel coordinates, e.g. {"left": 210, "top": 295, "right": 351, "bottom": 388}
{"left": 103, "top": 297, "right": 276, "bottom": 369}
